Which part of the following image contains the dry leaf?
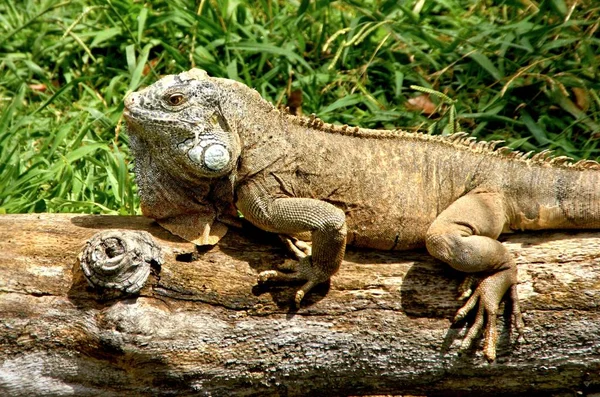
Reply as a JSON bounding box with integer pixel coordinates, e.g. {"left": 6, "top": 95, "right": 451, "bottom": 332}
{"left": 142, "top": 58, "right": 159, "bottom": 76}
{"left": 406, "top": 94, "right": 436, "bottom": 115}
{"left": 28, "top": 84, "right": 47, "bottom": 92}
{"left": 572, "top": 87, "right": 589, "bottom": 112}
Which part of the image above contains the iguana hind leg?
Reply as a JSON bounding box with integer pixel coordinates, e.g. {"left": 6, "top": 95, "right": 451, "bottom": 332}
{"left": 425, "top": 191, "right": 524, "bottom": 361}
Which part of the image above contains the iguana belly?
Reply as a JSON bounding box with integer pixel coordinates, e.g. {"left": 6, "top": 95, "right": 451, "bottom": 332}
{"left": 343, "top": 207, "right": 432, "bottom": 250}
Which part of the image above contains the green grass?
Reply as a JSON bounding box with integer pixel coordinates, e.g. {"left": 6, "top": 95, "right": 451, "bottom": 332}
{"left": 1, "top": 0, "right": 599, "bottom": 214}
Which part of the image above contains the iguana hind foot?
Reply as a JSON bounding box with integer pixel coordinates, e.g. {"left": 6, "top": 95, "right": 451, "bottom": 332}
{"left": 454, "top": 267, "right": 521, "bottom": 361}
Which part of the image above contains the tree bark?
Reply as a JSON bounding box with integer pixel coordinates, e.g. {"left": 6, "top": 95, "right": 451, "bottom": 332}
{"left": 0, "top": 214, "right": 599, "bottom": 396}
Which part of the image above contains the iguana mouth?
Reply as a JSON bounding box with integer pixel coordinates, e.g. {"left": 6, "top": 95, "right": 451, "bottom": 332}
{"left": 123, "top": 107, "right": 197, "bottom": 128}
{"left": 122, "top": 107, "right": 138, "bottom": 123}
{"left": 122, "top": 107, "right": 153, "bottom": 126}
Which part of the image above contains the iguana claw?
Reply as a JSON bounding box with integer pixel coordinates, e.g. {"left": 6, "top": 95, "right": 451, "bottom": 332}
{"left": 294, "top": 290, "right": 305, "bottom": 308}
{"left": 280, "top": 236, "right": 312, "bottom": 260}
{"left": 257, "top": 270, "right": 278, "bottom": 284}
{"left": 457, "top": 275, "right": 477, "bottom": 300}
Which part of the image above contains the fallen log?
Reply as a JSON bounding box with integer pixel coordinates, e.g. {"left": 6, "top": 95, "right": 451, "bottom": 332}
{"left": 0, "top": 214, "right": 599, "bottom": 396}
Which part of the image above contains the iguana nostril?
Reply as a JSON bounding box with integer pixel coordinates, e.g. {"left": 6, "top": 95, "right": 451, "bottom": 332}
{"left": 124, "top": 93, "right": 136, "bottom": 108}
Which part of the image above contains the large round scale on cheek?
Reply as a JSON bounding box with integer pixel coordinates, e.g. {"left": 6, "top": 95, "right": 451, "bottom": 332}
{"left": 203, "top": 144, "right": 230, "bottom": 171}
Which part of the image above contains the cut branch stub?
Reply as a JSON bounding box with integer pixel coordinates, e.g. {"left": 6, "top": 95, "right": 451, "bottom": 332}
{"left": 79, "top": 230, "right": 163, "bottom": 294}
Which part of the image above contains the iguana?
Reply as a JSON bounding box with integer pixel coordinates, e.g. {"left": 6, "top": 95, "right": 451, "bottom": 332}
{"left": 123, "top": 68, "right": 600, "bottom": 361}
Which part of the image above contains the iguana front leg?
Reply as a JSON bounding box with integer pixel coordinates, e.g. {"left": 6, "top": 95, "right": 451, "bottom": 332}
{"left": 236, "top": 183, "right": 347, "bottom": 307}
{"left": 425, "top": 191, "right": 524, "bottom": 361}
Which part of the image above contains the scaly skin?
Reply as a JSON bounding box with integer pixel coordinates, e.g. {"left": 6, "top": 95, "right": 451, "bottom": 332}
{"left": 123, "top": 69, "right": 600, "bottom": 361}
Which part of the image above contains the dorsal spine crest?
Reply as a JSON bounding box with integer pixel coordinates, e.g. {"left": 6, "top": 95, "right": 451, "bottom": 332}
{"left": 280, "top": 109, "right": 598, "bottom": 171}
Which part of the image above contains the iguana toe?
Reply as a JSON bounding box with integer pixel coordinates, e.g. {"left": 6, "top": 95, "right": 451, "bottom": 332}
{"left": 257, "top": 270, "right": 278, "bottom": 283}
{"left": 294, "top": 290, "right": 305, "bottom": 308}
{"left": 457, "top": 274, "right": 477, "bottom": 300}
{"left": 454, "top": 290, "right": 479, "bottom": 322}
{"left": 510, "top": 284, "right": 525, "bottom": 342}
{"left": 456, "top": 291, "right": 499, "bottom": 362}
{"left": 459, "top": 303, "right": 485, "bottom": 349}
{"left": 294, "top": 280, "right": 318, "bottom": 308}
{"left": 280, "top": 236, "right": 312, "bottom": 260}
{"left": 483, "top": 315, "right": 499, "bottom": 362}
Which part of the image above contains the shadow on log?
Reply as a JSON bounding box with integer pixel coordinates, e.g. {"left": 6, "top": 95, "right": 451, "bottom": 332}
{"left": 0, "top": 214, "right": 599, "bottom": 396}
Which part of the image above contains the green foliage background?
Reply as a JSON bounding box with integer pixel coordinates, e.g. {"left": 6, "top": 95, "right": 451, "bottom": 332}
{"left": 1, "top": 0, "right": 599, "bottom": 214}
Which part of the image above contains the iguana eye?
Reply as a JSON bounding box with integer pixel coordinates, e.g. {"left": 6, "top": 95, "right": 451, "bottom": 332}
{"left": 167, "top": 93, "right": 185, "bottom": 106}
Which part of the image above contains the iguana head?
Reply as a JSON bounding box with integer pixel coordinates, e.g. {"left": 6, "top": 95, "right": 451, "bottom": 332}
{"left": 123, "top": 69, "right": 244, "bottom": 245}
{"left": 124, "top": 68, "right": 241, "bottom": 179}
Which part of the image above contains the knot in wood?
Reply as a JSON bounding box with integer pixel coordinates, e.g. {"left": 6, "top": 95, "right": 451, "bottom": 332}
{"left": 79, "top": 230, "right": 163, "bottom": 294}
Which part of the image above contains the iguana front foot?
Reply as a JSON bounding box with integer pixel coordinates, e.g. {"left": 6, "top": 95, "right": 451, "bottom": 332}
{"left": 257, "top": 256, "right": 324, "bottom": 308}
{"left": 453, "top": 267, "right": 524, "bottom": 361}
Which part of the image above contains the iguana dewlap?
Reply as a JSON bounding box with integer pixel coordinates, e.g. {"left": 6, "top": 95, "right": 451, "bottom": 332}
{"left": 123, "top": 69, "right": 600, "bottom": 361}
